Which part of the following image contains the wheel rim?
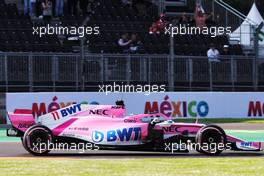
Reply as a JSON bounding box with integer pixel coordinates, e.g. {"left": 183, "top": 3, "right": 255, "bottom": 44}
{"left": 199, "top": 129, "right": 225, "bottom": 154}
{"left": 26, "top": 128, "right": 52, "bottom": 154}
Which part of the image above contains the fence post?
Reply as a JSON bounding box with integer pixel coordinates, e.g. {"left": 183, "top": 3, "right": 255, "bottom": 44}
{"left": 100, "top": 54, "right": 104, "bottom": 82}
{"left": 51, "top": 56, "right": 57, "bottom": 92}
{"left": 140, "top": 56, "right": 147, "bottom": 82}
{"left": 148, "top": 57, "right": 151, "bottom": 85}
{"left": 212, "top": 0, "right": 215, "bottom": 18}
{"left": 253, "top": 29, "right": 260, "bottom": 91}
{"left": 209, "top": 61, "right": 213, "bottom": 91}
{"left": 159, "top": 0, "right": 163, "bottom": 15}
{"left": 225, "top": 9, "right": 228, "bottom": 27}
{"left": 75, "top": 56, "right": 79, "bottom": 91}
{"left": 169, "top": 35, "right": 175, "bottom": 91}
{"left": 104, "top": 55, "right": 109, "bottom": 81}
{"left": 256, "top": 58, "right": 259, "bottom": 90}
{"left": 230, "top": 56, "right": 235, "bottom": 91}
{"left": 4, "top": 54, "right": 8, "bottom": 92}
{"left": 188, "top": 57, "right": 193, "bottom": 91}
{"left": 80, "top": 38, "right": 85, "bottom": 91}
{"left": 28, "top": 54, "right": 33, "bottom": 92}
{"left": 252, "top": 57, "right": 258, "bottom": 91}
{"left": 126, "top": 55, "right": 131, "bottom": 84}
{"left": 168, "top": 55, "right": 174, "bottom": 91}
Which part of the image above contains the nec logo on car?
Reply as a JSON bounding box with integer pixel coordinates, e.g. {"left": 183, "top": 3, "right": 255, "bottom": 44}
{"left": 92, "top": 127, "right": 141, "bottom": 143}
{"left": 52, "top": 104, "right": 82, "bottom": 120}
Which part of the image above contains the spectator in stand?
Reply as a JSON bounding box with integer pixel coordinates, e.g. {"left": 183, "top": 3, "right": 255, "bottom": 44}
{"left": 222, "top": 45, "right": 231, "bottom": 55}
{"left": 188, "top": 15, "right": 195, "bottom": 26}
{"left": 118, "top": 33, "right": 132, "bottom": 53}
{"left": 121, "top": 0, "right": 132, "bottom": 7}
{"left": 195, "top": 3, "right": 212, "bottom": 28}
{"left": 171, "top": 17, "right": 179, "bottom": 26}
{"left": 31, "top": 0, "right": 37, "bottom": 16}
{"left": 132, "top": 0, "right": 151, "bottom": 14}
{"left": 24, "top": 0, "right": 32, "bottom": 15}
{"left": 129, "top": 33, "right": 143, "bottom": 53}
{"left": 51, "top": 0, "right": 56, "bottom": 16}
{"left": 205, "top": 12, "right": 216, "bottom": 27}
{"left": 79, "top": 0, "right": 88, "bottom": 16}
{"left": 87, "top": 0, "right": 95, "bottom": 14}
{"left": 68, "top": 0, "right": 78, "bottom": 15}
{"left": 207, "top": 43, "right": 220, "bottom": 62}
{"left": 149, "top": 13, "right": 168, "bottom": 34}
{"left": 55, "top": 0, "right": 64, "bottom": 17}
{"left": 42, "top": 0, "right": 53, "bottom": 24}
{"left": 35, "top": 0, "right": 43, "bottom": 17}
{"left": 178, "top": 12, "right": 189, "bottom": 26}
{"left": 149, "top": 22, "right": 158, "bottom": 34}
{"left": 215, "top": 14, "right": 221, "bottom": 27}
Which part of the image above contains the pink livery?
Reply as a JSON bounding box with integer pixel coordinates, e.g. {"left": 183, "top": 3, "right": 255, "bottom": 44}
{"left": 7, "top": 103, "right": 262, "bottom": 155}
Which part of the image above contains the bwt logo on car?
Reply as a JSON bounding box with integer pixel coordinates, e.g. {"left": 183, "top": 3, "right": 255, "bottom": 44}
{"left": 52, "top": 104, "right": 82, "bottom": 120}
{"left": 241, "top": 142, "right": 253, "bottom": 148}
{"left": 144, "top": 95, "right": 209, "bottom": 118}
{"left": 31, "top": 96, "right": 99, "bottom": 118}
{"left": 92, "top": 127, "right": 141, "bottom": 143}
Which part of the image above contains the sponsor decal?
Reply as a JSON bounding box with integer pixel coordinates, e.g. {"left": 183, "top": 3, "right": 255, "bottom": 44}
{"left": 31, "top": 96, "right": 99, "bottom": 118}
{"left": 52, "top": 104, "right": 82, "bottom": 120}
{"left": 18, "top": 123, "right": 35, "bottom": 129}
{"left": 92, "top": 127, "right": 141, "bottom": 143}
{"left": 236, "top": 142, "right": 254, "bottom": 150}
{"left": 162, "top": 126, "right": 199, "bottom": 134}
{"left": 92, "top": 131, "right": 104, "bottom": 143}
{"left": 61, "top": 104, "right": 82, "bottom": 117}
{"left": 111, "top": 106, "right": 124, "bottom": 109}
{"left": 7, "top": 129, "right": 18, "bottom": 136}
{"left": 163, "top": 126, "right": 180, "bottom": 133}
{"left": 68, "top": 127, "right": 89, "bottom": 131}
{"left": 51, "top": 111, "right": 60, "bottom": 120}
{"left": 52, "top": 108, "right": 109, "bottom": 120}
{"left": 248, "top": 101, "right": 264, "bottom": 117}
{"left": 107, "top": 127, "right": 141, "bottom": 142}
{"left": 144, "top": 95, "right": 209, "bottom": 118}
{"left": 89, "top": 109, "right": 109, "bottom": 116}
{"left": 240, "top": 142, "right": 252, "bottom": 148}
{"left": 61, "top": 133, "right": 76, "bottom": 138}
{"left": 124, "top": 119, "right": 137, "bottom": 123}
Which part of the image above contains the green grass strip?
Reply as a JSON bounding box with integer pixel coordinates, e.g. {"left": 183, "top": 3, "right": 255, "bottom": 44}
{"left": 0, "top": 158, "right": 264, "bottom": 176}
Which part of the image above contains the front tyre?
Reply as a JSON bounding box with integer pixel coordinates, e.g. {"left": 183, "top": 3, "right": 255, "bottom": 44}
{"left": 22, "top": 125, "right": 53, "bottom": 156}
{"left": 195, "top": 125, "right": 226, "bottom": 156}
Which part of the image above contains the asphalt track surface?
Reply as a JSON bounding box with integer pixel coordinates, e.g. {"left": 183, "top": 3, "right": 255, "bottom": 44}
{"left": 0, "top": 123, "right": 264, "bottom": 158}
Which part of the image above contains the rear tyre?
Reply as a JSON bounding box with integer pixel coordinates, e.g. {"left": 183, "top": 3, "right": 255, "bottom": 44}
{"left": 22, "top": 125, "right": 53, "bottom": 156}
{"left": 195, "top": 125, "right": 226, "bottom": 156}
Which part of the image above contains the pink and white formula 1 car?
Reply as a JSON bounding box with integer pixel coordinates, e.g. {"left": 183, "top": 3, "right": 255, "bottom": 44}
{"left": 7, "top": 102, "right": 262, "bottom": 156}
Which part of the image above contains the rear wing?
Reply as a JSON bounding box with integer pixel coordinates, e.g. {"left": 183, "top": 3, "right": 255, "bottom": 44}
{"left": 7, "top": 111, "right": 36, "bottom": 132}
{"left": 39, "top": 103, "right": 126, "bottom": 126}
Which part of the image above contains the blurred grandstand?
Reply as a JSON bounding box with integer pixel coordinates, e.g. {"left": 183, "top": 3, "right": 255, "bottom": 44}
{"left": 0, "top": 0, "right": 264, "bottom": 92}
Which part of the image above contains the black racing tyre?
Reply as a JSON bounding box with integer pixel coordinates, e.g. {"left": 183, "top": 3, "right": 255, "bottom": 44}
{"left": 195, "top": 125, "right": 227, "bottom": 156}
{"left": 22, "top": 125, "right": 53, "bottom": 156}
